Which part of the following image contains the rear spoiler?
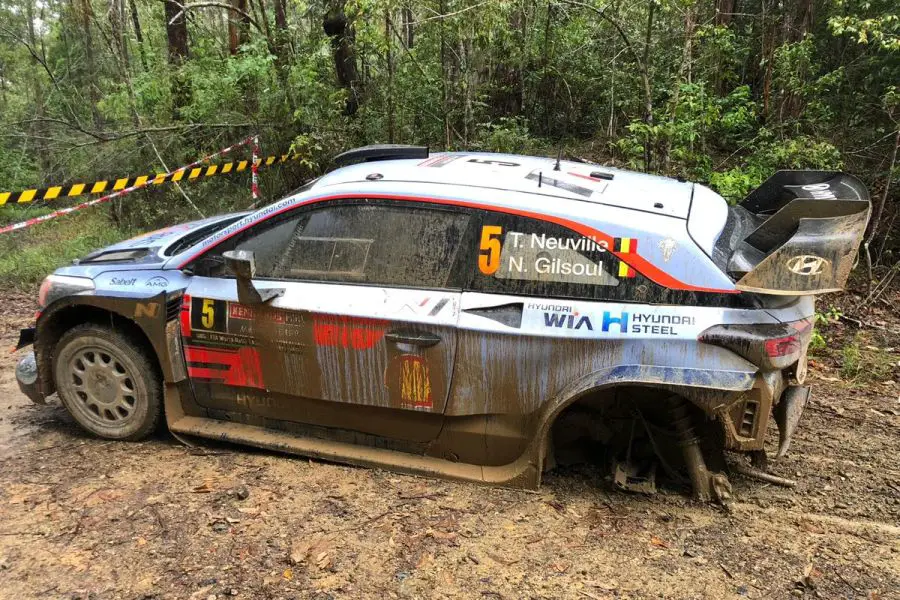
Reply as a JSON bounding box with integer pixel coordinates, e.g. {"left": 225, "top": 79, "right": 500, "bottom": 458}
{"left": 727, "top": 171, "right": 870, "bottom": 295}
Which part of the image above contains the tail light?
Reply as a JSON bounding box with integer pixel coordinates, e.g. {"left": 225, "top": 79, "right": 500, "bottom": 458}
{"left": 699, "top": 318, "right": 812, "bottom": 370}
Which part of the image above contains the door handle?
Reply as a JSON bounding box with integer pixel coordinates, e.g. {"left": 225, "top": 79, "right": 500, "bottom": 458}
{"left": 385, "top": 330, "right": 442, "bottom": 348}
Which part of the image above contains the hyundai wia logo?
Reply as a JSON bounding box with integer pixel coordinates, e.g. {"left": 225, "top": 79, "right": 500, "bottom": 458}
{"left": 786, "top": 255, "right": 830, "bottom": 276}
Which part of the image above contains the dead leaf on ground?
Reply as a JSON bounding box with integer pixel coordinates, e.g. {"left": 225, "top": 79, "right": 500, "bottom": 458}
{"left": 550, "top": 562, "right": 569, "bottom": 573}
{"left": 650, "top": 536, "right": 670, "bottom": 548}
{"left": 290, "top": 533, "right": 335, "bottom": 568}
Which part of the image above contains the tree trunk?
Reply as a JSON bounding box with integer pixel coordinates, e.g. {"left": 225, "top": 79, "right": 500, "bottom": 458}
{"left": 108, "top": 0, "right": 130, "bottom": 76}
{"left": 641, "top": 1, "right": 655, "bottom": 172}
{"left": 385, "top": 9, "right": 395, "bottom": 142}
{"left": 439, "top": 0, "right": 449, "bottom": 145}
{"left": 163, "top": 0, "right": 190, "bottom": 113}
{"left": 164, "top": 0, "right": 189, "bottom": 63}
{"left": 323, "top": 1, "right": 360, "bottom": 116}
{"left": 714, "top": 0, "right": 735, "bottom": 27}
{"left": 129, "top": 0, "right": 148, "bottom": 70}
{"left": 79, "top": 0, "right": 104, "bottom": 129}
{"left": 26, "top": 0, "right": 51, "bottom": 180}
{"left": 228, "top": 0, "right": 251, "bottom": 55}
{"left": 402, "top": 5, "right": 414, "bottom": 49}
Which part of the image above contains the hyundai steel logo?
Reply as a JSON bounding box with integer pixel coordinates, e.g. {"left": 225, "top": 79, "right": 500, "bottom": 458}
{"left": 786, "top": 255, "right": 830, "bottom": 276}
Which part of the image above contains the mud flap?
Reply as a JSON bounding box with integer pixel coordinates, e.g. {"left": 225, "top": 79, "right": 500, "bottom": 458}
{"left": 774, "top": 385, "right": 810, "bottom": 459}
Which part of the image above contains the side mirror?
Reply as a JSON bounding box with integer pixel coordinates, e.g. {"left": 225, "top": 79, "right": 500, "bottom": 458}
{"left": 222, "top": 250, "right": 284, "bottom": 305}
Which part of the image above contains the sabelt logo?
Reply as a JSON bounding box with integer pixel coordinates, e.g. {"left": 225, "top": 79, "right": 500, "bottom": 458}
{"left": 786, "top": 255, "right": 830, "bottom": 276}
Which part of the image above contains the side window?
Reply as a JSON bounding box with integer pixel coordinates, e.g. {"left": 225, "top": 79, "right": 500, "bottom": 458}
{"left": 271, "top": 204, "right": 471, "bottom": 288}
{"left": 189, "top": 212, "right": 304, "bottom": 278}
{"left": 191, "top": 201, "right": 472, "bottom": 290}
{"left": 471, "top": 212, "right": 647, "bottom": 301}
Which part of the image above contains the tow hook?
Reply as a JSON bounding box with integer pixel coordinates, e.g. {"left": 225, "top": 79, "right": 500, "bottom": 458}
{"left": 774, "top": 385, "right": 810, "bottom": 459}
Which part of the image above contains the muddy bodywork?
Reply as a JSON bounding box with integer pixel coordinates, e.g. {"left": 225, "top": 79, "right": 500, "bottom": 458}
{"left": 17, "top": 151, "right": 870, "bottom": 499}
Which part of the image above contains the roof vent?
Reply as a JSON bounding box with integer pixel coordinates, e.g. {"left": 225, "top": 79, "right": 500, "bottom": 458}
{"left": 333, "top": 144, "right": 429, "bottom": 167}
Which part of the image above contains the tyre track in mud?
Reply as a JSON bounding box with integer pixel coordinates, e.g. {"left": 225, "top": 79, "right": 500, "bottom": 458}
{"left": 0, "top": 297, "right": 897, "bottom": 600}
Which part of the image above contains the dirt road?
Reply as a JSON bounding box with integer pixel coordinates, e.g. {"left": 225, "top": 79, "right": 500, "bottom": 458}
{"left": 0, "top": 296, "right": 897, "bottom": 600}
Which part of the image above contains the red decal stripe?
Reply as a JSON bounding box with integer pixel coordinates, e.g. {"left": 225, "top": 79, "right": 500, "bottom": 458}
{"left": 184, "top": 345, "right": 265, "bottom": 389}
{"left": 180, "top": 294, "right": 192, "bottom": 337}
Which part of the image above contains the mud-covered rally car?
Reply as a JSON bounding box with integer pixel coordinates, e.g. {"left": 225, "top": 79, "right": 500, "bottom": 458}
{"left": 15, "top": 145, "right": 870, "bottom": 501}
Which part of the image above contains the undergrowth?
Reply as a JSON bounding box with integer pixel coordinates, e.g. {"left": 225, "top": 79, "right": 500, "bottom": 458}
{"left": 0, "top": 205, "right": 132, "bottom": 289}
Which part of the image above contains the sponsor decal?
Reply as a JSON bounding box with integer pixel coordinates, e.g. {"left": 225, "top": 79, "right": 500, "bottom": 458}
{"left": 543, "top": 309, "right": 593, "bottom": 330}
{"left": 480, "top": 224, "right": 617, "bottom": 285}
{"left": 601, "top": 311, "right": 629, "bottom": 333}
{"left": 786, "top": 255, "right": 830, "bottom": 276}
{"left": 110, "top": 277, "right": 137, "bottom": 286}
{"left": 398, "top": 354, "right": 432, "bottom": 410}
{"left": 185, "top": 345, "right": 265, "bottom": 389}
{"left": 418, "top": 154, "right": 462, "bottom": 168}
{"left": 134, "top": 301, "right": 160, "bottom": 319}
{"left": 397, "top": 296, "right": 452, "bottom": 318}
{"left": 313, "top": 315, "right": 387, "bottom": 350}
{"left": 468, "top": 158, "right": 520, "bottom": 167}
{"left": 524, "top": 170, "right": 593, "bottom": 197}
{"left": 235, "top": 392, "right": 283, "bottom": 410}
{"left": 228, "top": 302, "right": 287, "bottom": 324}
{"left": 800, "top": 182, "right": 836, "bottom": 200}
{"left": 629, "top": 313, "right": 694, "bottom": 335}
{"left": 145, "top": 276, "right": 169, "bottom": 288}
{"left": 658, "top": 238, "right": 677, "bottom": 262}
{"left": 613, "top": 238, "right": 638, "bottom": 278}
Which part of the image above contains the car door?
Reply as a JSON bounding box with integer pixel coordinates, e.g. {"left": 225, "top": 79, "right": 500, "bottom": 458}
{"left": 181, "top": 199, "right": 474, "bottom": 445}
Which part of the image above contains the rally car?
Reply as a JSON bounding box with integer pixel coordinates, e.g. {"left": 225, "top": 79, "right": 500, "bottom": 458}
{"left": 15, "top": 145, "right": 870, "bottom": 501}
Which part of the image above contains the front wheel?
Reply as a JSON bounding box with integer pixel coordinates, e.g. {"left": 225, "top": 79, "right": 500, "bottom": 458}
{"left": 53, "top": 324, "right": 161, "bottom": 440}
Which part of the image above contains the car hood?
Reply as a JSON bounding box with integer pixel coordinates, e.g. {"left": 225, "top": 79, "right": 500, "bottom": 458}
{"left": 61, "top": 212, "right": 247, "bottom": 275}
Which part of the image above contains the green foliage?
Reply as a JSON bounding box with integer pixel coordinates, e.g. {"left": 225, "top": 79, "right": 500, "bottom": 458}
{"left": 0, "top": 207, "right": 132, "bottom": 289}
{"left": 810, "top": 307, "right": 843, "bottom": 353}
{"left": 841, "top": 337, "right": 862, "bottom": 379}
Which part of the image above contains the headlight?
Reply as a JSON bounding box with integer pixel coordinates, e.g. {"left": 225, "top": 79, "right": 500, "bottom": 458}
{"left": 38, "top": 275, "right": 95, "bottom": 308}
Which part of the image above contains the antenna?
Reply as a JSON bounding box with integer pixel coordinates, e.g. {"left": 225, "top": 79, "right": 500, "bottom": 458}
{"left": 554, "top": 144, "right": 563, "bottom": 171}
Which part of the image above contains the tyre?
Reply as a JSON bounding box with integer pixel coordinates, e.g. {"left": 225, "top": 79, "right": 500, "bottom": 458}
{"left": 53, "top": 323, "right": 161, "bottom": 441}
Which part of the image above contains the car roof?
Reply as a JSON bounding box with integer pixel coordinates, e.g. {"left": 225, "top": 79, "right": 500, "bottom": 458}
{"left": 313, "top": 151, "right": 695, "bottom": 219}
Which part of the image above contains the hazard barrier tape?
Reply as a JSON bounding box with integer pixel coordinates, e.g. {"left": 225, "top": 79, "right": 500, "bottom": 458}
{"left": 0, "top": 136, "right": 260, "bottom": 235}
{"left": 0, "top": 150, "right": 300, "bottom": 206}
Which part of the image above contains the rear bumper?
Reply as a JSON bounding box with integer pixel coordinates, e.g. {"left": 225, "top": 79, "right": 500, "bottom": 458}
{"left": 16, "top": 351, "right": 46, "bottom": 405}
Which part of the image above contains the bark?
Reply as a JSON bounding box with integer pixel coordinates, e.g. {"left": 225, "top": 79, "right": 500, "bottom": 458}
{"left": 385, "top": 9, "right": 395, "bottom": 142}
{"left": 129, "top": 0, "right": 148, "bottom": 69}
{"left": 323, "top": 1, "right": 360, "bottom": 116}
{"left": 714, "top": 0, "right": 735, "bottom": 27}
{"left": 164, "top": 0, "right": 189, "bottom": 64}
{"left": 79, "top": 0, "right": 104, "bottom": 129}
{"left": 108, "top": 0, "right": 130, "bottom": 76}
{"left": 163, "top": 0, "right": 190, "bottom": 113}
{"left": 641, "top": 1, "right": 655, "bottom": 172}
{"left": 402, "top": 5, "right": 414, "bottom": 49}
{"left": 439, "top": 0, "right": 448, "bottom": 145}
{"left": 26, "top": 0, "right": 51, "bottom": 179}
{"left": 228, "top": 0, "right": 251, "bottom": 54}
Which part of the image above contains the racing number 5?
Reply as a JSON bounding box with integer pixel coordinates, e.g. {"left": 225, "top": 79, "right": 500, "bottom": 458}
{"left": 201, "top": 299, "right": 216, "bottom": 329}
{"left": 478, "top": 225, "right": 503, "bottom": 275}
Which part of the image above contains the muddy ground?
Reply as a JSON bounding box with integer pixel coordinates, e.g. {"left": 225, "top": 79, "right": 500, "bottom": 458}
{"left": 0, "top": 290, "right": 898, "bottom": 600}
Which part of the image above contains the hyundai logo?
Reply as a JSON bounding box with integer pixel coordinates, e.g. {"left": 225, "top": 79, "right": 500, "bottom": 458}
{"left": 786, "top": 255, "right": 830, "bottom": 276}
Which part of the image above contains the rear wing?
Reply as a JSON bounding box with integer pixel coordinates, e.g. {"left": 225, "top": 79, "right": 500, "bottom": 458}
{"left": 727, "top": 171, "right": 870, "bottom": 295}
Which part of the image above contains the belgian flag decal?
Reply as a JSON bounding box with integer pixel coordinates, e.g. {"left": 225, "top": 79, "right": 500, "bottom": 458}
{"left": 614, "top": 237, "right": 638, "bottom": 278}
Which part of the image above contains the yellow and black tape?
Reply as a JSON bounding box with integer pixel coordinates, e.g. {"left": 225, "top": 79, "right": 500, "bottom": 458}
{"left": 0, "top": 153, "right": 300, "bottom": 206}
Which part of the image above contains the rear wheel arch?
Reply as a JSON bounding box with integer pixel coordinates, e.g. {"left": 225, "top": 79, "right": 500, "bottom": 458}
{"left": 532, "top": 374, "right": 738, "bottom": 479}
